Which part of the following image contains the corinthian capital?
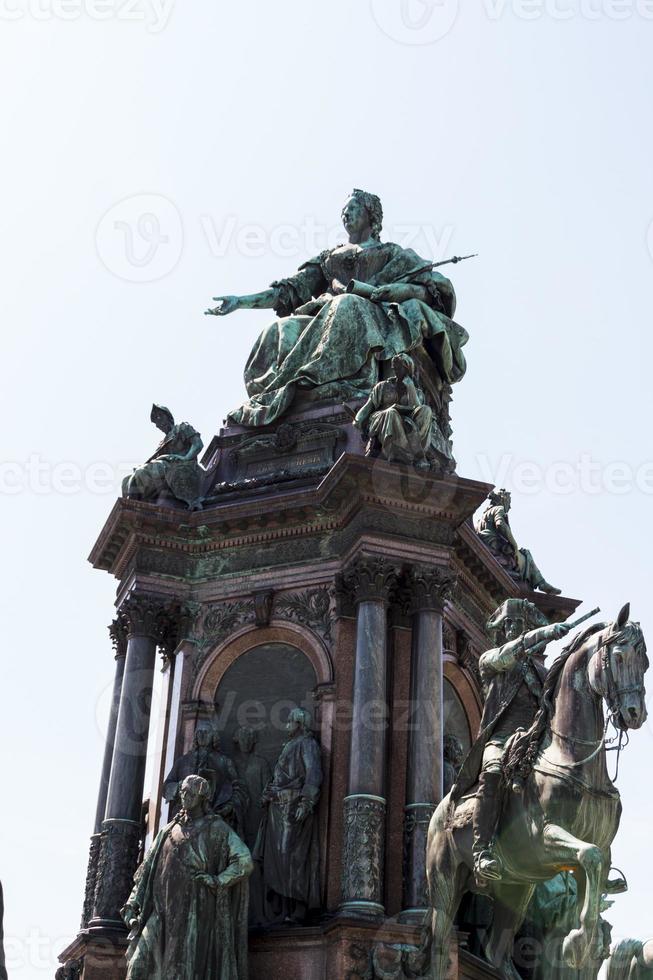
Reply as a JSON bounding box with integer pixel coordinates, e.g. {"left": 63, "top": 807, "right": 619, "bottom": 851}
{"left": 118, "top": 593, "right": 171, "bottom": 640}
{"left": 407, "top": 566, "right": 457, "bottom": 613}
{"left": 343, "top": 556, "right": 400, "bottom": 604}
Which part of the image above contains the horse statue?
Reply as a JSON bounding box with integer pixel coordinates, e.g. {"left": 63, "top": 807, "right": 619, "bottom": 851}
{"left": 425, "top": 604, "right": 648, "bottom": 979}
{"left": 606, "top": 940, "right": 653, "bottom": 979}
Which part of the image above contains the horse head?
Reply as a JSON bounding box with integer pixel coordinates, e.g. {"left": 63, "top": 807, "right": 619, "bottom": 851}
{"left": 588, "top": 604, "right": 648, "bottom": 731}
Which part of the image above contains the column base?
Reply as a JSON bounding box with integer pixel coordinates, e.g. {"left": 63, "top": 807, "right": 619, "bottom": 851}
{"left": 397, "top": 907, "right": 430, "bottom": 925}
{"left": 338, "top": 900, "right": 385, "bottom": 921}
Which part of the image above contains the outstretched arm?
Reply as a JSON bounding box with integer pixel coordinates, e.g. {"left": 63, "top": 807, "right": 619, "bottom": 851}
{"left": 205, "top": 287, "right": 279, "bottom": 316}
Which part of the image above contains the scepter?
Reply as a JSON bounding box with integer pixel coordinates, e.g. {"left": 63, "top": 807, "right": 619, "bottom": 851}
{"left": 527, "top": 606, "right": 602, "bottom": 659}
{"left": 431, "top": 252, "right": 478, "bottom": 269}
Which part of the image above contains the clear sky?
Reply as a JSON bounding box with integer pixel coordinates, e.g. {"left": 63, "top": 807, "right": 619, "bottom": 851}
{"left": 1, "top": 1, "right": 652, "bottom": 976}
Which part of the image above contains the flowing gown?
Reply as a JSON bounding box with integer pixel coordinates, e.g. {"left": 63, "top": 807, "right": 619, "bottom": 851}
{"left": 228, "top": 241, "right": 468, "bottom": 427}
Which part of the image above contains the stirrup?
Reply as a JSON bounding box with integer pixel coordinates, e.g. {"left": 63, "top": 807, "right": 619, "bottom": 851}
{"left": 474, "top": 849, "right": 503, "bottom": 882}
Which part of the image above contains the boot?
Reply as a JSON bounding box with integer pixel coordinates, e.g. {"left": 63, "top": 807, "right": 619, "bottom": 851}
{"left": 473, "top": 768, "right": 504, "bottom": 882}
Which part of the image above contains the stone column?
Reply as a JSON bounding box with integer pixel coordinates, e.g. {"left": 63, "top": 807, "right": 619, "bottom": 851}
{"left": 90, "top": 594, "right": 173, "bottom": 932}
{"left": 80, "top": 619, "right": 128, "bottom": 929}
{"left": 340, "top": 556, "right": 398, "bottom": 920}
{"left": 401, "top": 567, "right": 454, "bottom": 921}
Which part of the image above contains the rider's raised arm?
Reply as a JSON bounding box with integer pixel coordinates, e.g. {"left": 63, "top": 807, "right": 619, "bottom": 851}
{"left": 479, "top": 638, "right": 526, "bottom": 676}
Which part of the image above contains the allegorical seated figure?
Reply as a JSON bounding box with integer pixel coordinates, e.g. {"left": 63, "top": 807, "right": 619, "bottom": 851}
{"left": 352, "top": 352, "right": 452, "bottom": 470}
{"left": 253, "top": 708, "right": 323, "bottom": 924}
{"left": 206, "top": 189, "right": 468, "bottom": 427}
{"left": 163, "top": 726, "right": 248, "bottom": 838}
{"left": 475, "top": 489, "right": 562, "bottom": 595}
{"left": 451, "top": 598, "right": 571, "bottom": 883}
{"left": 122, "top": 403, "right": 204, "bottom": 510}
{"left": 122, "top": 775, "right": 252, "bottom": 980}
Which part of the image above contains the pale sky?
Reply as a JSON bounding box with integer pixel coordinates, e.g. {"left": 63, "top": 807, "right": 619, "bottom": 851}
{"left": 1, "top": 1, "right": 652, "bottom": 976}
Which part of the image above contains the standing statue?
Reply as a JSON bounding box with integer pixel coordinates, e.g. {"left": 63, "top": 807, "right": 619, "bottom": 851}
{"left": 122, "top": 775, "right": 252, "bottom": 980}
{"left": 607, "top": 940, "right": 653, "bottom": 979}
{"left": 231, "top": 726, "right": 272, "bottom": 926}
{"left": 206, "top": 189, "right": 468, "bottom": 428}
{"left": 453, "top": 598, "right": 569, "bottom": 884}
{"left": 122, "top": 404, "right": 204, "bottom": 510}
{"left": 163, "top": 726, "right": 248, "bottom": 836}
{"left": 254, "top": 708, "right": 323, "bottom": 924}
{"left": 475, "top": 489, "right": 561, "bottom": 595}
{"left": 352, "top": 353, "right": 453, "bottom": 471}
{"left": 425, "top": 604, "right": 647, "bottom": 980}
{"left": 231, "top": 726, "right": 271, "bottom": 849}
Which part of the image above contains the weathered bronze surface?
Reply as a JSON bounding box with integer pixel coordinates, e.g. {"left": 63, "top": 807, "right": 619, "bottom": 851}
{"left": 352, "top": 352, "right": 453, "bottom": 471}
{"left": 425, "top": 604, "right": 648, "bottom": 979}
{"left": 122, "top": 775, "right": 252, "bottom": 980}
{"left": 475, "top": 489, "right": 561, "bottom": 595}
{"left": 122, "top": 404, "right": 204, "bottom": 509}
{"left": 206, "top": 190, "right": 468, "bottom": 428}
{"left": 253, "top": 708, "right": 323, "bottom": 925}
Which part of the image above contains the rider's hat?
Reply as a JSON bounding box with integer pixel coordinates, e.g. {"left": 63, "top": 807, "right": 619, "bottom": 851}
{"left": 487, "top": 598, "right": 548, "bottom": 634}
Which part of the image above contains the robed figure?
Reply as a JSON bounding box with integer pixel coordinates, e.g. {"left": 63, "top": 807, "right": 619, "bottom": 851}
{"left": 254, "top": 708, "right": 323, "bottom": 923}
{"left": 122, "top": 775, "right": 252, "bottom": 980}
{"left": 207, "top": 189, "right": 468, "bottom": 428}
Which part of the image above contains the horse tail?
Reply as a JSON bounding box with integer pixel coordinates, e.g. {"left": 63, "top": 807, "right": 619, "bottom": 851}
{"left": 606, "top": 939, "right": 644, "bottom": 980}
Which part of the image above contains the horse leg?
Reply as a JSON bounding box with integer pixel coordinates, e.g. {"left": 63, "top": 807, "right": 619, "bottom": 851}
{"left": 484, "top": 882, "right": 534, "bottom": 980}
{"left": 427, "top": 862, "right": 467, "bottom": 980}
{"left": 541, "top": 822, "right": 606, "bottom": 969}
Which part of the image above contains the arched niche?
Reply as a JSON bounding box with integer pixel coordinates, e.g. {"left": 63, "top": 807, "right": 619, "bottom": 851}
{"left": 192, "top": 624, "right": 332, "bottom": 769}
{"left": 444, "top": 659, "right": 482, "bottom": 748}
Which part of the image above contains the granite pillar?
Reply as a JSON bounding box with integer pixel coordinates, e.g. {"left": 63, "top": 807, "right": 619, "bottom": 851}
{"left": 80, "top": 619, "right": 128, "bottom": 930}
{"left": 89, "top": 594, "right": 171, "bottom": 932}
{"left": 340, "top": 557, "right": 398, "bottom": 919}
{"left": 401, "top": 567, "right": 454, "bottom": 922}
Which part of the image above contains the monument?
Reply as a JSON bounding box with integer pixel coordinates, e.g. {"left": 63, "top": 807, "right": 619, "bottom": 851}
{"left": 57, "top": 189, "right": 647, "bottom": 979}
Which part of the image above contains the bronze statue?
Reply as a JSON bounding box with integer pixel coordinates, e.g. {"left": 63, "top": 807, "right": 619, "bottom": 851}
{"left": 453, "top": 598, "right": 568, "bottom": 883}
{"left": 231, "top": 726, "right": 271, "bottom": 849}
{"left": 253, "top": 708, "right": 322, "bottom": 924}
{"left": 352, "top": 352, "right": 453, "bottom": 471}
{"left": 475, "top": 489, "right": 562, "bottom": 595}
{"left": 206, "top": 189, "right": 468, "bottom": 428}
{"left": 122, "top": 403, "right": 204, "bottom": 510}
{"left": 425, "top": 604, "right": 648, "bottom": 979}
{"left": 163, "top": 726, "right": 248, "bottom": 836}
{"left": 607, "top": 940, "right": 653, "bottom": 978}
{"left": 122, "top": 774, "right": 252, "bottom": 980}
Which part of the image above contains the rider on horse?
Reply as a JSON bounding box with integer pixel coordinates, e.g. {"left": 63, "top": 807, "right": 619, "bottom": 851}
{"left": 451, "top": 598, "right": 571, "bottom": 883}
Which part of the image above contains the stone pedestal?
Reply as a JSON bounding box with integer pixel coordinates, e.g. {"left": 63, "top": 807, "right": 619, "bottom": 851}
{"left": 62, "top": 404, "right": 581, "bottom": 980}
